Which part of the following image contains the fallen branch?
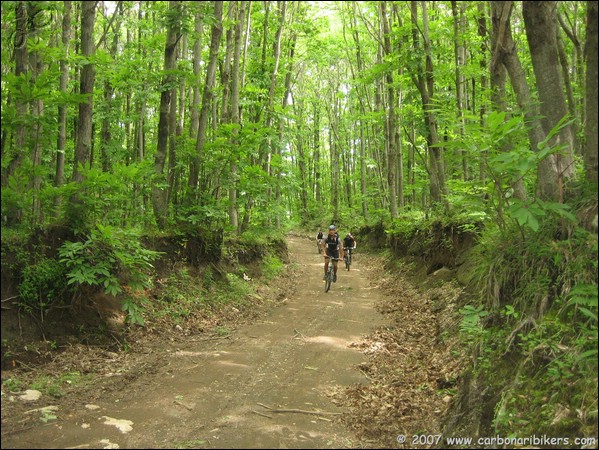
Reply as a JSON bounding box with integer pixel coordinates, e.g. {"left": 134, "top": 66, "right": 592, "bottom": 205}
{"left": 250, "top": 410, "right": 273, "bottom": 419}
{"left": 257, "top": 403, "right": 341, "bottom": 416}
{"left": 357, "top": 367, "right": 373, "bottom": 381}
{"left": 174, "top": 400, "right": 193, "bottom": 411}
{"left": 293, "top": 328, "right": 306, "bottom": 340}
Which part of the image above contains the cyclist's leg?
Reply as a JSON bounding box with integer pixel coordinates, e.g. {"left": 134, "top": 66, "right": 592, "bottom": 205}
{"left": 332, "top": 250, "right": 340, "bottom": 280}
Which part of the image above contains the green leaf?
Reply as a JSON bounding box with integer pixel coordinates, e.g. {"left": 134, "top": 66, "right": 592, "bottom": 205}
{"left": 576, "top": 349, "right": 599, "bottom": 364}
{"left": 577, "top": 307, "right": 598, "bottom": 321}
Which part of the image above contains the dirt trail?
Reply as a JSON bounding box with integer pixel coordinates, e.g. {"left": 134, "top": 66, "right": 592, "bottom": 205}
{"left": 2, "top": 235, "right": 389, "bottom": 449}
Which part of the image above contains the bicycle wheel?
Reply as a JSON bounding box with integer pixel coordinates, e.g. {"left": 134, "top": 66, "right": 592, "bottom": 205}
{"left": 345, "top": 254, "right": 350, "bottom": 270}
{"left": 324, "top": 270, "right": 332, "bottom": 292}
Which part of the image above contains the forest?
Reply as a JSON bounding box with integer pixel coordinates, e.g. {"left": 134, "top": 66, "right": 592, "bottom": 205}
{"left": 1, "top": 0, "right": 598, "bottom": 446}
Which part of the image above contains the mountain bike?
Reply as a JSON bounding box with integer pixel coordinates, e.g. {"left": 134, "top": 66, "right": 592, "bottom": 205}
{"left": 323, "top": 255, "right": 340, "bottom": 293}
{"left": 317, "top": 238, "right": 324, "bottom": 254}
{"left": 343, "top": 247, "right": 353, "bottom": 270}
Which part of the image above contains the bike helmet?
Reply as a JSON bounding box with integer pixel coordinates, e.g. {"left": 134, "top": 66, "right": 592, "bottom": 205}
{"left": 329, "top": 225, "right": 336, "bottom": 230}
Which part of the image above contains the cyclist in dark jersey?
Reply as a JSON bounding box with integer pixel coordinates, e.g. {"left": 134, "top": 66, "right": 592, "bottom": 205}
{"left": 316, "top": 230, "right": 324, "bottom": 253}
{"left": 323, "top": 225, "right": 344, "bottom": 282}
{"left": 343, "top": 233, "right": 357, "bottom": 256}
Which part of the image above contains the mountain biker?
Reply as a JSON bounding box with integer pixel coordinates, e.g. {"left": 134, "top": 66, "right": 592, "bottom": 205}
{"left": 343, "top": 232, "right": 357, "bottom": 261}
{"left": 323, "top": 225, "right": 344, "bottom": 282}
{"left": 316, "top": 230, "right": 324, "bottom": 253}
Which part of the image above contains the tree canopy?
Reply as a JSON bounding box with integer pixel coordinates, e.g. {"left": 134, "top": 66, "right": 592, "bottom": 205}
{"left": 1, "top": 1, "right": 596, "bottom": 234}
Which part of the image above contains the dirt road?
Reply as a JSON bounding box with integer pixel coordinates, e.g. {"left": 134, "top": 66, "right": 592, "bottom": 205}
{"left": 2, "top": 235, "right": 388, "bottom": 449}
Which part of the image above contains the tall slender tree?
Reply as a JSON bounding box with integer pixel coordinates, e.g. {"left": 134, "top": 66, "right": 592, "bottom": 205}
{"left": 189, "top": 0, "right": 223, "bottom": 201}
{"left": 152, "top": 0, "right": 181, "bottom": 229}
{"left": 67, "top": 0, "right": 96, "bottom": 229}
{"left": 54, "top": 1, "right": 72, "bottom": 216}
{"left": 523, "top": 1, "right": 577, "bottom": 203}
{"left": 409, "top": 0, "right": 448, "bottom": 208}
{"left": 583, "top": 0, "right": 598, "bottom": 185}
{"left": 380, "top": 1, "right": 399, "bottom": 219}
{"left": 489, "top": 1, "right": 528, "bottom": 201}
{"left": 229, "top": 1, "right": 248, "bottom": 230}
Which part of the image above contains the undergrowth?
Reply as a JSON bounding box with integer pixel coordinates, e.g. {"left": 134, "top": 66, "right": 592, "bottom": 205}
{"left": 458, "top": 217, "right": 598, "bottom": 441}
{"left": 141, "top": 229, "right": 286, "bottom": 330}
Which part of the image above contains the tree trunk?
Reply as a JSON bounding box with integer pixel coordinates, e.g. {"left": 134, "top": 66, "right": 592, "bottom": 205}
{"left": 100, "top": 4, "right": 122, "bottom": 174}
{"left": 264, "top": 1, "right": 286, "bottom": 226}
{"left": 189, "top": 4, "right": 205, "bottom": 141}
{"left": 329, "top": 123, "right": 340, "bottom": 223}
{"left": 221, "top": 3, "right": 235, "bottom": 127}
{"left": 30, "top": 48, "right": 44, "bottom": 224}
{"left": 229, "top": 1, "right": 247, "bottom": 230}
{"left": 477, "top": 2, "right": 488, "bottom": 182}
{"left": 522, "top": 1, "right": 577, "bottom": 202}
{"left": 25, "top": 2, "right": 44, "bottom": 224}
{"left": 275, "top": 4, "right": 296, "bottom": 228}
{"left": 349, "top": 2, "right": 369, "bottom": 219}
{"left": 313, "top": 103, "right": 322, "bottom": 205}
{"left": 65, "top": 0, "right": 96, "bottom": 229}
{"left": 2, "top": 1, "right": 29, "bottom": 224}
{"left": 72, "top": 1, "right": 96, "bottom": 184}
{"left": 54, "top": 1, "right": 71, "bottom": 217}
{"left": 326, "top": 86, "right": 342, "bottom": 223}
{"left": 134, "top": 2, "right": 147, "bottom": 162}
{"left": 169, "top": 32, "right": 188, "bottom": 208}
{"left": 189, "top": 0, "right": 223, "bottom": 199}
{"left": 583, "top": 1, "right": 598, "bottom": 184}
{"left": 152, "top": 0, "right": 181, "bottom": 229}
{"left": 296, "top": 104, "right": 309, "bottom": 223}
{"left": 489, "top": 1, "right": 528, "bottom": 201}
{"left": 410, "top": 1, "right": 447, "bottom": 208}
{"left": 452, "top": 1, "right": 468, "bottom": 181}
{"left": 167, "top": 81, "right": 178, "bottom": 206}
{"left": 380, "top": 1, "right": 399, "bottom": 219}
